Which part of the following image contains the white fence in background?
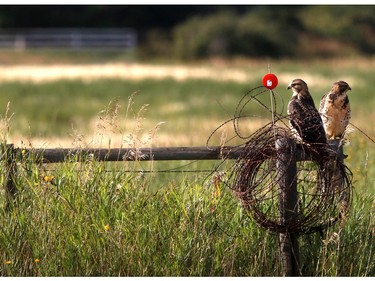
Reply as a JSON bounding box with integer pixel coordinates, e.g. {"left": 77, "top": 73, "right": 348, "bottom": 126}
{"left": 0, "top": 28, "right": 137, "bottom": 51}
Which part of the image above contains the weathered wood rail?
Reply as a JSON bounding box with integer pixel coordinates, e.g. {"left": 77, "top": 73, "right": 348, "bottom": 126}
{"left": 23, "top": 146, "right": 243, "bottom": 163}
{"left": 8, "top": 144, "right": 316, "bottom": 163}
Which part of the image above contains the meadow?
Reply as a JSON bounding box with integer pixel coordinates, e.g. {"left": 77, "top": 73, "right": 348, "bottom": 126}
{"left": 0, "top": 52, "right": 374, "bottom": 276}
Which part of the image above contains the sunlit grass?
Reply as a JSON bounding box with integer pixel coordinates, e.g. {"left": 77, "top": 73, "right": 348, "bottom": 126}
{"left": 0, "top": 78, "right": 273, "bottom": 147}
{"left": 0, "top": 58, "right": 374, "bottom": 145}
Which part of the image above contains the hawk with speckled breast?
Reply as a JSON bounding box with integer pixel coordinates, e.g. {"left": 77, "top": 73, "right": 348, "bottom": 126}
{"left": 319, "top": 81, "right": 351, "bottom": 139}
{"left": 287, "top": 79, "right": 327, "bottom": 144}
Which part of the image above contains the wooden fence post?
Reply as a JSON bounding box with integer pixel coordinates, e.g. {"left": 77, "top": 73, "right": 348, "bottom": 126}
{"left": 276, "top": 137, "right": 300, "bottom": 276}
{"left": 4, "top": 144, "right": 17, "bottom": 208}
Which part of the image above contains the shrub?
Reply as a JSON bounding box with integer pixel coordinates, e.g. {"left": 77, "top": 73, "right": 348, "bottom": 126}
{"left": 299, "top": 6, "right": 375, "bottom": 55}
{"left": 173, "top": 7, "right": 301, "bottom": 60}
{"left": 173, "top": 12, "right": 236, "bottom": 60}
{"left": 232, "top": 7, "right": 299, "bottom": 58}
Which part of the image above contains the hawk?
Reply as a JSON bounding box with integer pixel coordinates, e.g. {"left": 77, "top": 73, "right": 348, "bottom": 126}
{"left": 287, "top": 79, "right": 327, "bottom": 144}
{"left": 319, "top": 81, "right": 351, "bottom": 139}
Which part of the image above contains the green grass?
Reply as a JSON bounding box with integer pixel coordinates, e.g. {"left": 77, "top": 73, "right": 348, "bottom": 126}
{"left": 0, "top": 78, "right": 267, "bottom": 139}
{"left": 0, "top": 59, "right": 374, "bottom": 141}
{"left": 0, "top": 153, "right": 277, "bottom": 276}
{"left": 0, "top": 57, "right": 374, "bottom": 276}
{"left": 0, "top": 144, "right": 373, "bottom": 276}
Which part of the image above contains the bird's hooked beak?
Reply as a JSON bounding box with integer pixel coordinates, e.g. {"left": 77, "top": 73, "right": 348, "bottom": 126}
{"left": 287, "top": 83, "right": 292, "bottom": 90}
{"left": 348, "top": 86, "right": 352, "bottom": 91}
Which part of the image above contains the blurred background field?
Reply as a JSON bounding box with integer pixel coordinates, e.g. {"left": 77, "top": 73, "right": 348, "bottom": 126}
{"left": 0, "top": 5, "right": 374, "bottom": 277}
{"left": 0, "top": 55, "right": 374, "bottom": 149}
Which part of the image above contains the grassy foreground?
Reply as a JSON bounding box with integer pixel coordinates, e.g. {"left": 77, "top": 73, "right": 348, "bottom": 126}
{"left": 0, "top": 57, "right": 374, "bottom": 276}
{"left": 0, "top": 142, "right": 373, "bottom": 276}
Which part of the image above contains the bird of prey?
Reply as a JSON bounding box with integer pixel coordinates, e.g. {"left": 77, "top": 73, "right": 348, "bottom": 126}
{"left": 287, "top": 79, "right": 327, "bottom": 144}
{"left": 319, "top": 81, "right": 351, "bottom": 139}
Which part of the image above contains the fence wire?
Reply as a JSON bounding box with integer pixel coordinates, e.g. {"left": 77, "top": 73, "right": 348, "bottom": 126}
{"left": 206, "top": 86, "right": 353, "bottom": 234}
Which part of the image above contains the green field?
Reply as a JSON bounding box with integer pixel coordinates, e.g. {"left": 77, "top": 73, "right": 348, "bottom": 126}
{"left": 0, "top": 54, "right": 374, "bottom": 276}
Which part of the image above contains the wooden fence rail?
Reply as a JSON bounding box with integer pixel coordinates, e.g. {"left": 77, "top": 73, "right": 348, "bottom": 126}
{"left": 24, "top": 146, "right": 243, "bottom": 163}
{"left": 14, "top": 144, "right": 315, "bottom": 163}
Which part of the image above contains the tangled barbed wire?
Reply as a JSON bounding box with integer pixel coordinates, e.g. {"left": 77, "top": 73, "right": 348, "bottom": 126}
{"left": 208, "top": 86, "right": 353, "bottom": 234}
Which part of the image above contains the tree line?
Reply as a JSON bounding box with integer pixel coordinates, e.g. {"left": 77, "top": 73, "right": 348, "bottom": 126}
{"left": 0, "top": 5, "right": 373, "bottom": 59}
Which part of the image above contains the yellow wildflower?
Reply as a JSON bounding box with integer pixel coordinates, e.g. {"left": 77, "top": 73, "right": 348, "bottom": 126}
{"left": 35, "top": 258, "right": 41, "bottom": 263}
{"left": 22, "top": 149, "right": 26, "bottom": 155}
{"left": 43, "top": 175, "right": 55, "bottom": 183}
{"left": 5, "top": 260, "right": 11, "bottom": 265}
{"left": 104, "top": 224, "right": 110, "bottom": 231}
